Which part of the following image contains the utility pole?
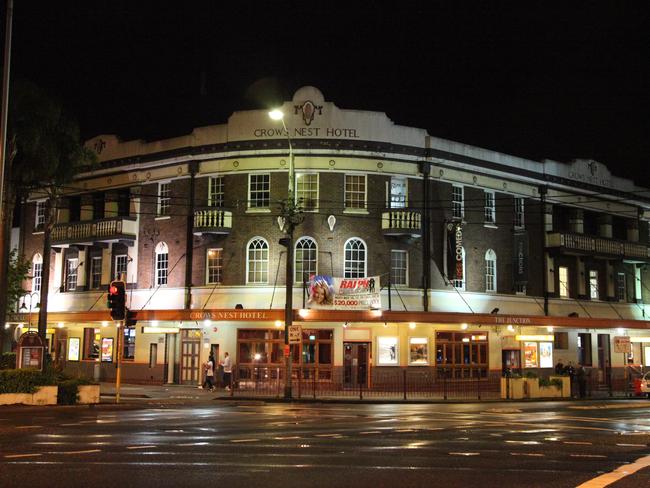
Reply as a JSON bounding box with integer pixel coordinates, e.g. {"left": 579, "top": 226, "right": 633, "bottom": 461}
{"left": 539, "top": 185, "right": 549, "bottom": 315}
{"left": 0, "top": 0, "right": 14, "bottom": 353}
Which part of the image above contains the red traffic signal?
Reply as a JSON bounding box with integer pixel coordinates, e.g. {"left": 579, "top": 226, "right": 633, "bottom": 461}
{"left": 107, "top": 280, "right": 126, "bottom": 320}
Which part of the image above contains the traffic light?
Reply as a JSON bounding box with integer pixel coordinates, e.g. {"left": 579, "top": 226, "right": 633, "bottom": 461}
{"left": 108, "top": 280, "right": 126, "bottom": 320}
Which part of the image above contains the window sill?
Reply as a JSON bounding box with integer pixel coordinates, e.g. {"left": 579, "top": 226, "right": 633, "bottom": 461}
{"left": 246, "top": 208, "right": 271, "bottom": 214}
{"left": 343, "top": 208, "right": 369, "bottom": 215}
{"left": 154, "top": 216, "right": 171, "bottom": 221}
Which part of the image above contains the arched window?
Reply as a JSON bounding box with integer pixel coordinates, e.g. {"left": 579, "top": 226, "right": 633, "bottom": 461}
{"left": 485, "top": 249, "right": 497, "bottom": 293}
{"left": 452, "top": 247, "right": 466, "bottom": 291}
{"left": 247, "top": 237, "right": 269, "bottom": 284}
{"left": 344, "top": 238, "right": 367, "bottom": 278}
{"left": 155, "top": 242, "right": 169, "bottom": 286}
{"left": 32, "top": 253, "right": 43, "bottom": 293}
{"left": 295, "top": 237, "right": 317, "bottom": 283}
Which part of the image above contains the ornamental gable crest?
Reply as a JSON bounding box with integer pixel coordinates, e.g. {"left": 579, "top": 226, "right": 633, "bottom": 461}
{"left": 294, "top": 100, "right": 323, "bottom": 126}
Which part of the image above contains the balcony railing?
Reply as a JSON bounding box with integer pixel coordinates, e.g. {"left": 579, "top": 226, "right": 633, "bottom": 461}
{"left": 52, "top": 217, "right": 137, "bottom": 245}
{"left": 381, "top": 209, "right": 422, "bottom": 237}
{"left": 193, "top": 208, "right": 232, "bottom": 234}
{"left": 546, "top": 232, "right": 650, "bottom": 260}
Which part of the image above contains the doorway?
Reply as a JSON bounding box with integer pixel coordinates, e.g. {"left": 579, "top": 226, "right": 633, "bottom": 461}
{"left": 180, "top": 329, "right": 201, "bottom": 385}
{"left": 502, "top": 349, "right": 521, "bottom": 375}
{"left": 597, "top": 333, "right": 611, "bottom": 385}
{"left": 343, "top": 342, "right": 370, "bottom": 388}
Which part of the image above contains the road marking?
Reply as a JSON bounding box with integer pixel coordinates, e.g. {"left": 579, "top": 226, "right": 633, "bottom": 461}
{"left": 4, "top": 453, "right": 43, "bottom": 459}
{"left": 570, "top": 454, "right": 607, "bottom": 459}
{"left": 616, "top": 443, "right": 646, "bottom": 447}
{"left": 16, "top": 425, "right": 42, "bottom": 429}
{"left": 569, "top": 403, "right": 650, "bottom": 410}
{"left": 395, "top": 429, "right": 415, "bottom": 433}
{"left": 510, "top": 452, "right": 545, "bottom": 457}
{"left": 448, "top": 452, "right": 480, "bottom": 456}
{"left": 230, "top": 439, "right": 260, "bottom": 443}
{"left": 273, "top": 436, "right": 301, "bottom": 440}
{"left": 576, "top": 454, "right": 650, "bottom": 488}
{"left": 60, "top": 423, "right": 82, "bottom": 427}
{"left": 564, "top": 441, "right": 592, "bottom": 445}
{"left": 314, "top": 434, "right": 342, "bottom": 438}
{"left": 359, "top": 431, "right": 381, "bottom": 435}
{"left": 57, "top": 449, "right": 102, "bottom": 455}
{"left": 126, "top": 445, "right": 156, "bottom": 450}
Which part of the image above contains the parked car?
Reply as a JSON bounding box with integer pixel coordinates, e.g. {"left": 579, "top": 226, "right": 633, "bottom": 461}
{"left": 634, "top": 371, "right": 650, "bottom": 398}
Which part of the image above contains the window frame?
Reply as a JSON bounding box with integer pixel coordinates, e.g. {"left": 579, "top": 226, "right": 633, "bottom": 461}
{"left": 157, "top": 181, "right": 171, "bottom": 216}
{"left": 558, "top": 266, "right": 569, "bottom": 298}
{"left": 34, "top": 200, "right": 46, "bottom": 231}
{"left": 514, "top": 197, "right": 525, "bottom": 229}
{"left": 155, "top": 242, "right": 169, "bottom": 286}
{"left": 485, "top": 249, "right": 497, "bottom": 293}
{"left": 344, "top": 237, "right": 367, "bottom": 278}
{"left": 589, "top": 269, "right": 599, "bottom": 300}
{"left": 206, "top": 248, "right": 223, "bottom": 285}
{"left": 248, "top": 173, "right": 271, "bottom": 209}
{"left": 617, "top": 272, "right": 626, "bottom": 302}
{"left": 32, "top": 254, "right": 43, "bottom": 294}
{"left": 65, "top": 258, "right": 79, "bottom": 292}
{"left": 246, "top": 237, "right": 270, "bottom": 284}
{"left": 208, "top": 175, "right": 224, "bottom": 208}
{"left": 344, "top": 174, "right": 367, "bottom": 210}
{"left": 388, "top": 176, "right": 407, "bottom": 209}
{"left": 452, "top": 184, "right": 464, "bottom": 220}
{"left": 390, "top": 249, "right": 408, "bottom": 287}
{"left": 294, "top": 236, "right": 318, "bottom": 284}
{"left": 295, "top": 173, "right": 319, "bottom": 212}
{"left": 114, "top": 254, "right": 128, "bottom": 281}
{"left": 484, "top": 190, "right": 496, "bottom": 225}
{"left": 90, "top": 256, "right": 102, "bottom": 290}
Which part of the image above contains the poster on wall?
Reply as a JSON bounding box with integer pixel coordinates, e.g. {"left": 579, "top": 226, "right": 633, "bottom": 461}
{"left": 308, "top": 275, "right": 381, "bottom": 310}
{"left": 539, "top": 342, "right": 553, "bottom": 368}
{"left": 523, "top": 342, "right": 538, "bottom": 368}
{"left": 101, "top": 338, "right": 114, "bottom": 362}
{"left": 378, "top": 337, "right": 398, "bottom": 365}
{"left": 409, "top": 337, "right": 428, "bottom": 365}
{"left": 68, "top": 337, "right": 80, "bottom": 362}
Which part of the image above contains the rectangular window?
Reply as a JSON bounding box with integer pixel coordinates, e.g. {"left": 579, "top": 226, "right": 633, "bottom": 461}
{"left": 156, "top": 251, "right": 168, "bottom": 286}
{"left": 409, "top": 337, "right": 429, "bottom": 365}
{"left": 90, "top": 256, "right": 102, "bottom": 290}
{"left": 589, "top": 270, "right": 599, "bottom": 300}
{"left": 435, "top": 331, "right": 488, "bottom": 379}
{"left": 390, "top": 250, "right": 408, "bottom": 286}
{"left": 296, "top": 173, "right": 318, "bottom": 211}
{"left": 206, "top": 248, "right": 223, "bottom": 284}
{"left": 208, "top": 176, "right": 224, "bottom": 207}
{"left": 83, "top": 327, "right": 100, "bottom": 360}
{"left": 558, "top": 266, "right": 569, "bottom": 297}
{"left": 249, "top": 174, "right": 270, "bottom": 208}
{"left": 484, "top": 191, "right": 495, "bottom": 224}
{"left": 32, "top": 262, "right": 42, "bottom": 293}
{"left": 514, "top": 197, "right": 525, "bottom": 228}
{"left": 345, "top": 174, "right": 366, "bottom": 209}
{"left": 157, "top": 182, "right": 171, "bottom": 216}
{"left": 554, "top": 331, "right": 569, "bottom": 350}
{"left": 66, "top": 258, "right": 78, "bottom": 291}
{"left": 577, "top": 333, "right": 592, "bottom": 366}
{"left": 35, "top": 201, "right": 46, "bottom": 230}
{"left": 123, "top": 327, "right": 136, "bottom": 360}
{"left": 485, "top": 258, "right": 496, "bottom": 292}
{"left": 452, "top": 185, "right": 464, "bottom": 219}
{"left": 114, "top": 254, "right": 128, "bottom": 280}
{"left": 117, "top": 189, "right": 130, "bottom": 217}
{"left": 617, "top": 272, "right": 626, "bottom": 301}
{"left": 389, "top": 177, "right": 407, "bottom": 208}
{"left": 92, "top": 192, "right": 104, "bottom": 221}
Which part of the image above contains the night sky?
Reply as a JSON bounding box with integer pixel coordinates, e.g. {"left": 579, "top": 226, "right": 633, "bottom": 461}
{"left": 5, "top": 2, "right": 650, "bottom": 185}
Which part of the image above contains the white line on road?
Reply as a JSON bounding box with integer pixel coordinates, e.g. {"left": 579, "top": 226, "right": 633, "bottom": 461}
{"left": 563, "top": 441, "right": 593, "bottom": 445}
{"left": 4, "top": 453, "right": 43, "bottom": 459}
{"left": 15, "top": 425, "right": 42, "bottom": 429}
{"left": 570, "top": 454, "right": 607, "bottom": 459}
{"left": 615, "top": 443, "right": 646, "bottom": 447}
{"left": 448, "top": 452, "right": 480, "bottom": 456}
{"left": 576, "top": 454, "right": 650, "bottom": 488}
{"left": 230, "top": 439, "right": 260, "bottom": 443}
{"left": 510, "top": 452, "right": 545, "bottom": 457}
{"left": 56, "top": 449, "right": 102, "bottom": 455}
{"left": 126, "top": 445, "right": 156, "bottom": 450}
{"left": 273, "top": 436, "right": 301, "bottom": 440}
{"left": 359, "top": 431, "right": 381, "bottom": 435}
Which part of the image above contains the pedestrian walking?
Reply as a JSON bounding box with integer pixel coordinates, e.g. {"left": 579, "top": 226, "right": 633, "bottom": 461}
{"left": 222, "top": 352, "right": 232, "bottom": 391}
{"left": 205, "top": 353, "right": 216, "bottom": 391}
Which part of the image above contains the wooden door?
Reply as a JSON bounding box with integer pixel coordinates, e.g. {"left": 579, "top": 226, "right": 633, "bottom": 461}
{"left": 180, "top": 329, "right": 201, "bottom": 385}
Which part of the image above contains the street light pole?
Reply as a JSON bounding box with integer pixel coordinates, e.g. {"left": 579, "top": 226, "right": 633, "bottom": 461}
{"left": 269, "top": 109, "right": 299, "bottom": 400}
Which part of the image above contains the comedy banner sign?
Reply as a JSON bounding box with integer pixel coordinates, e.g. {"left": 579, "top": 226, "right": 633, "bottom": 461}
{"left": 308, "top": 275, "right": 381, "bottom": 310}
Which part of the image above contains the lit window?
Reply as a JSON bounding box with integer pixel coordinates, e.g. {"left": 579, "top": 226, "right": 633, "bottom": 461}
{"left": 66, "top": 258, "right": 78, "bottom": 291}
{"left": 345, "top": 174, "right": 366, "bottom": 209}
{"left": 208, "top": 176, "right": 224, "bottom": 207}
{"left": 249, "top": 174, "right": 270, "bottom": 208}
{"left": 155, "top": 242, "right": 169, "bottom": 286}
{"left": 296, "top": 173, "right": 318, "bottom": 211}
{"left": 514, "top": 197, "right": 525, "bottom": 228}
{"left": 452, "top": 185, "right": 464, "bottom": 219}
{"left": 389, "top": 177, "right": 407, "bottom": 208}
{"left": 559, "top": 266, "right": 569, "bottom": 297}
{"left": 206, "top": 248, "right": 223, "bottom": 284}
{"left": 295, "top": 237, "right": 317, "bottom": 283}
{"left": 617, "top": 272, "right": 626, "bottom": 302}
{"left": 247, "top": 237, "right": 269, "bottom": 284}
{"left": 344, "top": 238, "right": 366, "bottom": 278}
{"left": 114, "top": 254, "right": 128, "bottom": 280}
{"left": 589, "top": 270, "right": 599, "bottom": 300}
{"left": 32, "top": 254, "right": 43, "bottom": 293}
{"left": 484, "top": 191, "right": 495, "bottom": 224}
{"left": 157, "top": 182, "right": 171, "bottom": 216}
{"left": 485, "top": 249, "right": 497, "bottom": 292}
{"left": 35, "top": 201, "right": 46, "bottom": 230}
{"left": 390, "top": 250, "right": 408, "bottom": 286}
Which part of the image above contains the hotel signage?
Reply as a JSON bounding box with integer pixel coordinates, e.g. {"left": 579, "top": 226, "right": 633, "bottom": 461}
{"left": 188, "top": 310, "right": 272, "bottom": 321}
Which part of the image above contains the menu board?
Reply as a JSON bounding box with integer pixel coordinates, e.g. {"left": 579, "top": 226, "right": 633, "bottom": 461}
{"left": 539, "top": 342, "right": 553, "bottom": 368}
{"left": 523, "top": 342, "right": 538, "bottom": 368}
{"left": 68, "top": 337, "right": 80, "bottom": 361}
{"left": 20, "top": 347, "right": 43, "bottom": 369}
{"left": 378, "top": 336, "right": 398, "bottom": 365}
{"left": 409, "top": 337, "right": 428, "bottom": 365}
{"left": 101, "top": 338, "right": 114, "bottom": 362}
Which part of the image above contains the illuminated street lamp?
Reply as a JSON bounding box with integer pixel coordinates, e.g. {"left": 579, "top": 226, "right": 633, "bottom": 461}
{"left": 268, "top": 108, "right": 302, "bottom": 399}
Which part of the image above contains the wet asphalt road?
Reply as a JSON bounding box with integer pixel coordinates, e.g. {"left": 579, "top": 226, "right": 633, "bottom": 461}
{"left": 0, "top": 399, "right": 649, "bottom": 488}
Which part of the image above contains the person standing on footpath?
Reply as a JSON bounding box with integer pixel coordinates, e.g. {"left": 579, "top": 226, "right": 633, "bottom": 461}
{"left": 222, "top": 352, "right": 232, "bottom": 391}
{"left": 564, "top": 361, "right": 576, "bottom": 397}
{"left": 576, "top": 364, "right": 587, "bottom": 399}
{"left": 205, "top": 353, "right": 216, "bottom": 391}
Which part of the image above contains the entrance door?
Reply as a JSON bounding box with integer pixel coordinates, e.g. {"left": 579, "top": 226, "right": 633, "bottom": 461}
{"left": 180, "top": 329, "right": 201, "bottom": 385}
{"left": 502, "top": 350, "right": 521, "bottom": 375}
{"left": 343, "top": 342, "right": 370, "bottom": 387}
{"left": 597, "top": 334, "right": 611, "bottom": 385}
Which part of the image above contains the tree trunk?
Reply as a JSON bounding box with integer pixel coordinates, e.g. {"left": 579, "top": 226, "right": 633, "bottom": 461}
{"left": 37, "top": 195, "right": 55, "bottom": 343}
{"left": 0, "top": 184, "right": 17, "bottom": 352}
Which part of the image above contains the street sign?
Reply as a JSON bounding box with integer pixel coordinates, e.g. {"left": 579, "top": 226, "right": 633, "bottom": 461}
{"left": 613, "top": 336, "right": 631, "bottom": 354}
{"left": 288, "top": 325, "right": 302, "bottom": 344}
